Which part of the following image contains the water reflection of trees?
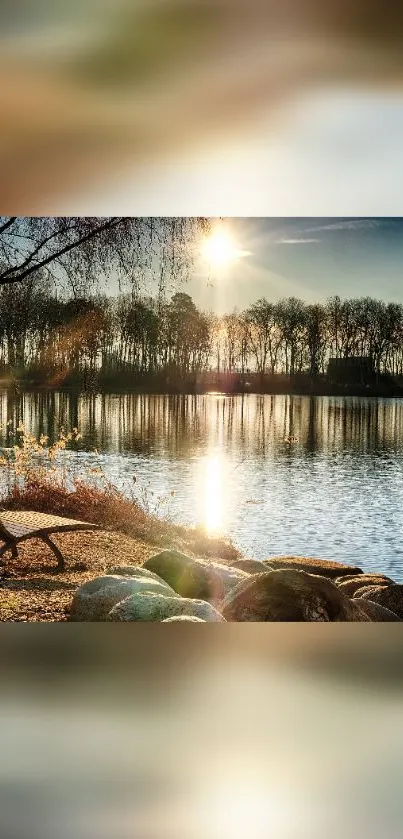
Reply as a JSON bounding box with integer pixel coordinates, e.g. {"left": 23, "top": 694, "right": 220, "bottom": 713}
{"left": 1, "top": 392, "right": 403, "bottom": 459}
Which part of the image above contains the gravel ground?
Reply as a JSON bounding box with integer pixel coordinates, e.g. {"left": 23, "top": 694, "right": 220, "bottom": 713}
{"left": 0, "top": 530, "right": 154, "bottom": 622}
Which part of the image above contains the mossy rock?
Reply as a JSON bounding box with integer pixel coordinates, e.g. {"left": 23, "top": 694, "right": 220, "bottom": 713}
{"left": 107, "top": 591, "right": 225, "bottom": 622}
{"left": 70, "top": 573, "right": 174, "bottom": 621}
{"left": 144, "top": 550, "right": 248, "bottom": 602}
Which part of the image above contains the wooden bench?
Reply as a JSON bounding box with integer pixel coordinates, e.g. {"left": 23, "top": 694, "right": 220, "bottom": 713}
{"left": 0, "top": 511, "right": 100, "bottom": 571}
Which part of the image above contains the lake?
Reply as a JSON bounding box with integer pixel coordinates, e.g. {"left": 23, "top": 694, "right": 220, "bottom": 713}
{"left": 1, "top": 391, "right": 403, "bottom": 580}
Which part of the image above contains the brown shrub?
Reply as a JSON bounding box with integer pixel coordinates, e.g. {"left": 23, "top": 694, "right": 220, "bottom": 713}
{"left": 3, "top": 475, "right": 239, "bottom": 562}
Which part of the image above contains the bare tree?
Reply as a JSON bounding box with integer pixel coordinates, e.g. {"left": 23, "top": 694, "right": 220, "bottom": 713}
{"left": 244, "top": 298, "right": 281, "bottom": 374}
{"left": 0, "top": 217, "right": 211, "bottom": 294}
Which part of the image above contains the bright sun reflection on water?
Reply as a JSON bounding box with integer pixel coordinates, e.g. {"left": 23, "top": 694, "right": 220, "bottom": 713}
{"left": 204, "top": 452, "right": 222, "bottom": 535}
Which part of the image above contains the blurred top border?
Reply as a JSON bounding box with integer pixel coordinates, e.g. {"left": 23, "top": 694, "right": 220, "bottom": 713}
{"left": 1, "top": 0, "right": 403, "bottom": 215}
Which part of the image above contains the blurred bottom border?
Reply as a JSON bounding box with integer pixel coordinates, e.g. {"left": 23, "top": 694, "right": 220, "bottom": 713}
{"left": 1, "top": 625, "right": 403, "bottom": 839}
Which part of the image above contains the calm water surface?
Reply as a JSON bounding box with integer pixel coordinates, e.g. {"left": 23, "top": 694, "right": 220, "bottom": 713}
{"left": 1, "top": 392, "right": 403, "bottom": 580}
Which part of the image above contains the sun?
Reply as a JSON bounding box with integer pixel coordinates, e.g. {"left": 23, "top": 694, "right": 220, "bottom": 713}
{"left": 201, "top": 228, "right": 249, "bottom": 268}
{"left": 203, "top": 230, "right": 235, "bottom": 266}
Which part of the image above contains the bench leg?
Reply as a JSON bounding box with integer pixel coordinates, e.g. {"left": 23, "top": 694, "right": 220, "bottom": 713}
{"left": 41, "top": 535, "right": 65, "bottom": 572}
{"left": 0, "top": 541, "right": 18, "bottom": 561}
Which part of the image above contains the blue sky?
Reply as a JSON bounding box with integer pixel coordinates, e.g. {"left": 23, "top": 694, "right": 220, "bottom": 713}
{"left": 186, "top": 217, "right": 403, "bottom": 312}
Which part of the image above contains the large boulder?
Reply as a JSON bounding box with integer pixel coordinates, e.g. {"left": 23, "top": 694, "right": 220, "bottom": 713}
{"left": 220, "top": 569, "right": 370, "bottom": 622}
{"left": 210, "top": 562, "right": 249, "bottom": 595}
{"left": 355, "top": 584, "right": 403, "bottom": 619}
{"left": 230, "top": 559, "right": 269, "bottom": 575}
{"left": 353, "top": 584, "right": 390, "bottom": 599}
{"left": 335, "top": 574, "right": 393, "bottom": 597}
{"left": 106, "top": 592, "right": 225, "bottom": 622}
{"left": 105, "top": 565, "right": 166, "bottom": 583}
{"left": 70, "top": 573, "right": 175, "bottom": 621}
{"left": 143, "top": 550, "right": 248, "bottom": 602}
{"left": 351, "top": 599, "right": 401, "bottom": 622}
{"left": 162, "top": 616, "right": 206, "bottom": 622}
{"left": 262, "top": 556, "right": 363, "bottom": 580}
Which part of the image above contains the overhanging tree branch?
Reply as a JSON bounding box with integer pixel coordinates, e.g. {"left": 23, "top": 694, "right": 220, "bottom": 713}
{"left": 0, "top": 217, "right": 17, "bottom": 234}
{"left": 0, "top": 217, "right": 125, "bottom": 286}
{"left": 0, "top": 222, "right": 80, "bottom": 280}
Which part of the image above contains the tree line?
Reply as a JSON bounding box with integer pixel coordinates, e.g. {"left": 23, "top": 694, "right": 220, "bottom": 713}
{"left": 1, "top": 281, "right": 403, "bottom": 385}
{"left": 221, "top": 296, "right": 403, "bottom": 377}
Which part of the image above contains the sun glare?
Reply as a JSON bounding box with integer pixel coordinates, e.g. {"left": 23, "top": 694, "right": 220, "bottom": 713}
{"left": 204, "top": 452, "right": 222, "bottom": 534}
{"left": 201, "top": 228, "right": 249, "bottom": 268}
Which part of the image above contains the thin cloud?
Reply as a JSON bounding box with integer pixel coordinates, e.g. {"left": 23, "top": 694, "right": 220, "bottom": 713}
{"left": 275, "top": 238, "right": 321, "bottom": 245}
{"left": 303, "top": 219, "right": 382, "bottom": 234}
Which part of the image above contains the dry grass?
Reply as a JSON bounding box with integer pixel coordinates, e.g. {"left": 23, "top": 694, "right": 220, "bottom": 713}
{"left": 3, "top": 475, "right": 238, "bottom": 561}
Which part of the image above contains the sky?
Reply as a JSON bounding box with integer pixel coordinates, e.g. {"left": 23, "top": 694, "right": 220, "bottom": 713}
{"left": 185, "top": 217, "right": 403, "bottom": 313}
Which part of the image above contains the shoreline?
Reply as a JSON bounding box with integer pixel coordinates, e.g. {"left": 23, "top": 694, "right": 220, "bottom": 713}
{"left": 0, "top": 474, "right": 401, "bottom": 621}
{"left": 0, "top": 486, "right": 401, "bottom": 621}
{"left": 2, "top": 383, "right": 403, "bottom": 399}
{"left": 1, "top": 366, "right": 403, "bottom": 400}
{"left": 1, "top": 523, "right": 401, "bottom": 621}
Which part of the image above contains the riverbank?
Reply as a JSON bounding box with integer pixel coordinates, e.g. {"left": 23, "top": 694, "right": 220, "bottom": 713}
{"left": 0, "top": 465, "right": 402, "bottom": 622}
{"left": 2, "top": 524, "right": 402, "bottom": 621}
{"left": 2, "top": 371, "right": 403, "bottom": 399}
{"left": 1, "top": 481, "right": 402, "bottom": 620}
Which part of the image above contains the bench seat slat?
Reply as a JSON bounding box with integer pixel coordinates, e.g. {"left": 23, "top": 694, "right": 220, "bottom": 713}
{"left": 0, "top": 510, "right": 99, "bottom": 539}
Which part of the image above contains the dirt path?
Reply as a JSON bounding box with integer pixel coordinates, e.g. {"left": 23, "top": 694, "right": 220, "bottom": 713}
{"left": 0, "top": 530, "right": 155, "bottom": 621}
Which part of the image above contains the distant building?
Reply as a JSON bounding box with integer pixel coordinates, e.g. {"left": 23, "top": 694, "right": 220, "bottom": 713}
{"left": 327, "top": 356, "right": 375, "bottom": 384}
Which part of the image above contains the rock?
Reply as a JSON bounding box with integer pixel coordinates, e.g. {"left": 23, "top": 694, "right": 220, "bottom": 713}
{"left": 353, "top": 584, "right": 390, "bottom": 599}
{"left": 106, "top": 592, "right": 225, "bottom": 622}
{"left": 143, "top": 550, "right": 248, "bottom": 602}
{"left": 212, "top": 563, "right": 249, "bottom": 596}
{"left": 263, "top": 556, "right": 363, "bottom": 579}
{"left": 351, "top": 599, "right": 401, "bottom": 621}
{"left": 106, "top": 565, "right": 166, "bottom": 584}
{"left": 230, "top": 559, "right": 269, "bottom": 574}
{"left": 162, "top": 616, "right": 206, "bottom": 622}
{"left": 220, "top": 569, "right": 370, "bottom": 622}
{"left": 70, "top": 573, "right": 175, "bottom": 621}
{"left": 335, "top": 574, "right": 393, "bottom": 597}
{"left": 355, "top": 584, "right": 403, "bottom": 619}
